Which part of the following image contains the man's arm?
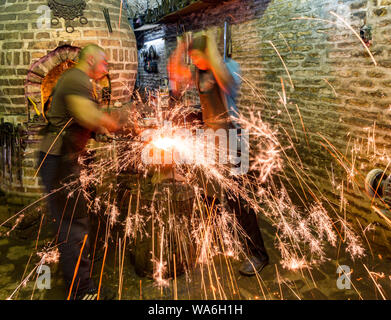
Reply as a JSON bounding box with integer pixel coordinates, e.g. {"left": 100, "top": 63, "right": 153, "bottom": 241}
{"left": 205, "top": 31, "right": 236, "bottom": 95}
{"left": 167, "top": 39, "right": 193, "bottom": 95}
{"left": 66, "top": 95, "right": 118, "bottom": 133}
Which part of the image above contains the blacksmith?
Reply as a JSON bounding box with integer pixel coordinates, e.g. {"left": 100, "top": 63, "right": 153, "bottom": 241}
{"left": 38, "top": 44, "right": 118, "bottom": 300}
{"left": 167, "top": 32, "right": 269, "bottom": 276}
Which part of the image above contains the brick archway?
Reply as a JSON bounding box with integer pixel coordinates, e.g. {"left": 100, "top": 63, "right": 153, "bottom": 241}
{"left": 25, "top": 45, "right": 80, "bottom": 120}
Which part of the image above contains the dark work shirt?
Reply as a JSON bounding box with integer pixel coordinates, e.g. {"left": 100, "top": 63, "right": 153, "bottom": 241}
{"left": 39, "top": 68, "right": 97, "bottom": 156}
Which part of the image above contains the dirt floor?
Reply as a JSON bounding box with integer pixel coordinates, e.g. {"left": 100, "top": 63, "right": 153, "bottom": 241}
{"left": 1, "top": 199, "right": 391, "bottom": 300}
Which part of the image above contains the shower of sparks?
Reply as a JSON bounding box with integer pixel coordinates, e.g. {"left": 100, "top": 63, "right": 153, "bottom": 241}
{"left": 363, "top": 264, "right": 387, "bottom": 300}
{"left": 279, "top": 32, "right": 292, "bottom": 53}
{"left": 323, "top": 78, "right": 337, "bottom": 97}
{"left": 329, "top": 11, "right": 377, "bottom": 67}
{"left": 37, "top": 246, "right": 60, "bottom": 265}
{"left": 7, "top": 26, "right": 387, "bottom": 297}
{"left": 292, "top": 12, "right": 377, "bottom": 66}
{"left": 67, "top": 234, "right": 88, "bottom": 300}
{"left": 2, "top": 85, "right": 368, "bottom": 299}
{"left": 6, "top": 245, "right": 59, "bottom": 300}
{"left": 268, "top": 41, "right": 294, "bottom": 89}
{"left": 153, "top": 226, "right": 170, "bottom": 288}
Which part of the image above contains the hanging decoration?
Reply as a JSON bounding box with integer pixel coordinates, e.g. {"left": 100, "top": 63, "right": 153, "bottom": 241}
{"left": 47, "top": 0, "right": 88, "bottom": 33}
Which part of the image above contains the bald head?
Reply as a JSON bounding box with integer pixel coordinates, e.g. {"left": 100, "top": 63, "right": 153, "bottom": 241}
{"left": 77, "top": 44, "right": 108, "bottom": 80}
{"left": 79, "top": 44, "right": 105, "bottom": 62}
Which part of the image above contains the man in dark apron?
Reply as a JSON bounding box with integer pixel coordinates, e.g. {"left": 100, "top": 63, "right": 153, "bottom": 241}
{"left": 168, "top": 33, "right": 269, "bottom": 276}
{"left": 38, "top": 44, "right": 118, "bottom": 299}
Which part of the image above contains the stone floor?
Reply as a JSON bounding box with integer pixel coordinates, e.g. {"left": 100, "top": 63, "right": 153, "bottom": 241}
{"left": 1, "top": 200, "right": 391, "bottom": 300}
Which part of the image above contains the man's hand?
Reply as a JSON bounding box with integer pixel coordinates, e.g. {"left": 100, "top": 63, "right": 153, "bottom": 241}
{"left": 100, "top": 113, "right": 119, "bottom": 132}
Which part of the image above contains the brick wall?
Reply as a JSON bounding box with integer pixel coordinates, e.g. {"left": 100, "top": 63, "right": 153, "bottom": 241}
{"left": 136, "top": 0, "right": 391, "bottom": 247}
{"left": 0, "top": 0, "right": 138, "bottom": 197}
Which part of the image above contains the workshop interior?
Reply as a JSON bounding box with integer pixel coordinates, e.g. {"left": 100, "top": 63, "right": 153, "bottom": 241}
{"left": 1, "top": 0, "right": 391, "bottom": 301}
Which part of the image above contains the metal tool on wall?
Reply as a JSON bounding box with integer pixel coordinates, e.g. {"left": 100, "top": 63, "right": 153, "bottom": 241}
{"left": 0, "top": 120, "right": 27, "bottom": 185}
{"left": 47, "top": 0, "right": 88, "bottom": 33}
{"left": 142, "top": 44, "right": 159, "bottom": 74}
{"left": 15, "top": 124, "right": 26, "bottom": 186}
{"left": 0, "top": 119, "right": 6, "bottom": 182}
{"left": 169, "top": 0, "right": 178, "bottom": 12}
{"left": 360, "top": 24, "right": 372, "bottom": 47}
{"left": 365, "top": 169, "right": 391, "bottom": 218}
{"left": 161, "top": 0, "right": 170, "bottom": 16}
{"left": 97, "top": 74, "right": 112, "bottom": 111}
{"left": 103, "top": 8, "right": 113, "bottom": 33}
{"left": 223, "top": 18, "right": 232, "bottom": 62}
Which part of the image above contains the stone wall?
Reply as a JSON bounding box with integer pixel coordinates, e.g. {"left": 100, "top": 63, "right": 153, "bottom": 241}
{"left": 135, "top": 0, "right": 391, "bottom": 247}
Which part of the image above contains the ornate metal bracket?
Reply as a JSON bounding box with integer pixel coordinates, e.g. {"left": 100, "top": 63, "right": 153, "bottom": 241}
{"left": 48, "top": 0, "right": 88, "bottom": 33}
